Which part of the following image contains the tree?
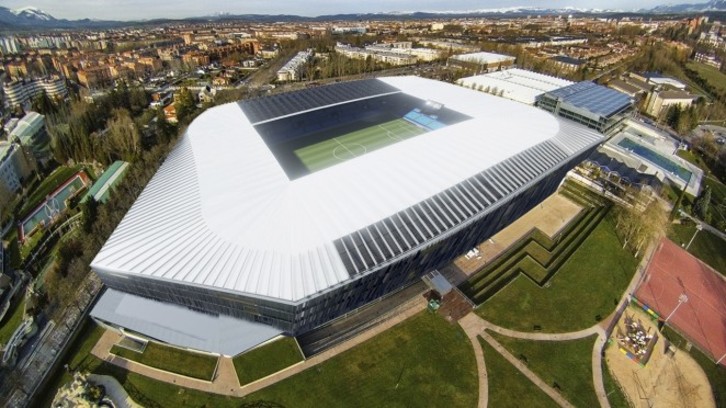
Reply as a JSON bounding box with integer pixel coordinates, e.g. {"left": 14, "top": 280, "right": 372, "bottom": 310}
{"left": 106, "top": 108, "right": 141, "bottom": 162}
{"left": 154, "top": 107, "right": 175, "bottom": 146}
{"left": 616, "top": 189, "right": 670, "bottom": 256}
{"left": 669, "top": 183, "right": 687, "bottom": 221}
{"left": 31, "top": 90, "right": 58, "bottom": 115}
{"left": 693, "top": 185, "right": 712, "bottom": 223}
{"left": 82, "top": 196, "right": 99, "bottom": 233}
{"left": 175, "top": 87, "right": 196, "bottom": 123}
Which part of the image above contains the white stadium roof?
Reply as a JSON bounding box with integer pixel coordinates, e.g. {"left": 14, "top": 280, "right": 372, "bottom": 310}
{"left": 457, "top": 68, "right": 574, "bottom": 105}
{"left": 449, "top": 51, "right": 516, "bottom": 65}
{"left": 91, "top": 76, "right": 602, "bottom": 303}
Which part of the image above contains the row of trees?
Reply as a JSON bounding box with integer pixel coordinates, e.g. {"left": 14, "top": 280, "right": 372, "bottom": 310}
{"left": 44, "top": 140, "right": 181, "bottom": 316}
{"left": 45, "top": 84, "right": 180, "bottom": 166}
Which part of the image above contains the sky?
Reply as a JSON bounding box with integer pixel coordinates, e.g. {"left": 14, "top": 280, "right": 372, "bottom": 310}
{"left": 1, "top": 0, "right": 676, "bottom": 21}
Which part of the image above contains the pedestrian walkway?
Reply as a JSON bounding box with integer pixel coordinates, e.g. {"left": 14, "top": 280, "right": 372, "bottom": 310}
{"left": 459, "top": 312, "right": 611, "bottom": 408}
{"left": 459, "top": 314, "right": 488, "bottom": 408}
{"left": 91, "top": 295, "right": 428, "bottom": 398}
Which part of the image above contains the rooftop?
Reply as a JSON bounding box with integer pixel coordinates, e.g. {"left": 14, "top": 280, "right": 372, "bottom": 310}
{"left": 450, "top": 51, "right": 515, "bottom": 65}
{"left": 9, "top": 111, "right": 44, "bottom": 142}
{"left": 92, "top": 77, "right": 603, "bottom": 303}
{"left": 552, "top": 55, "right": 586, "bottom": 66}
{"left": 458, "top": 68, "right": 573, "bottom": 105}
{"left": 91, "top": 288, "right": 282, "bottom": 356}
{"left": 540, "top": 81, "right": 633, "bottom": 118}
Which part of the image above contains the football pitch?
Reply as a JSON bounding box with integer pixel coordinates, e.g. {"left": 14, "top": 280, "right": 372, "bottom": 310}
{"left": 294, "top": 118, "right": 427, "bottom": 173}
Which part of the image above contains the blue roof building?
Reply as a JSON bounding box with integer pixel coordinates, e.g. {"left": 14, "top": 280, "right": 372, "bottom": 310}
{"left": 536, "top": 81, "right": 634, "bottom": 135}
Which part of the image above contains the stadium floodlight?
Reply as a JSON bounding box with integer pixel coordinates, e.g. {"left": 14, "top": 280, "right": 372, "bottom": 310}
{"left": 685, "top": 223, "right": 703, "bottom": 250}
{"left": 664, "top": 293, "right": 688, "bottom": 324}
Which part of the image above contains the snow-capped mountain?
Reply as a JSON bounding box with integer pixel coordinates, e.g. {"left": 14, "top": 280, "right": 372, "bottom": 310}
{"left": 650, "top": 0, "right": 726, "bottom": 13}
{"left": 11, "top": 6, "right": 55, "bottom": 21}
{"left": 0, "top": 1, "right": 724, "bottom": 30}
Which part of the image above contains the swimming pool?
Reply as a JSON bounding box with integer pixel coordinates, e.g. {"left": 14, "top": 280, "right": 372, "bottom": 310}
{"left": 20, "top": 173, "right": 89, "bottom": 241}
{"left": 617, "top": 138, "right": 692, "bottom": 183}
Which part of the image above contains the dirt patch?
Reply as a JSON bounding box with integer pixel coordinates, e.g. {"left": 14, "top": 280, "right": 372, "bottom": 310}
{"left": 453, "top": 193, "right": 582, "bottom": 276}
{"left": 605, "top": 306, "right": 715, "bottom": 408}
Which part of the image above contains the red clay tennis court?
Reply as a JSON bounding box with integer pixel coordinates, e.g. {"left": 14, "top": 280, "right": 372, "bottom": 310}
{"left": 634, "top": 238, "right": 726, "bottom": 366}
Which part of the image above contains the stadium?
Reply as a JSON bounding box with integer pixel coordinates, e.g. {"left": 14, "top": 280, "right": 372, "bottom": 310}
{"left": 91, "top": 76, "right": 604, "bottom": 353}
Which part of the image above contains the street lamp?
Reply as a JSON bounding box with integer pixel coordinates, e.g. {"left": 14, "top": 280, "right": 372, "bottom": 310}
{"left": 685, "top": 223, "right": 703, "bottom": 250}
{"left": 664, "top": 293, "right": 689, "bottom": 324}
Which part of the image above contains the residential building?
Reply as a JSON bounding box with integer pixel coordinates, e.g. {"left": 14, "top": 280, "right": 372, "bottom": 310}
{"left": 2, "top": 77, "right": 68, "bottom": 107}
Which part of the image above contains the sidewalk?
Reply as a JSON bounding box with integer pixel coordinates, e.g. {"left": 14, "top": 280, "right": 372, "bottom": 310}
{"left": 459, "top": 313, "right": 610, "bottom": 408}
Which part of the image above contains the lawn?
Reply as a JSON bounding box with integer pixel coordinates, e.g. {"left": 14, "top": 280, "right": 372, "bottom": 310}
{"left": 687, "top": 62, "right": 726, "bottom": 95}
{"left": 0, "top": 298, "right": 25, "bottom": 346}
{"left": 489, "top": 331, "right": 599, "bottom": 408}
{"left": 668, "top": 223, "right": 726, "bottom": 275}
{"left": 703, "top": 176, "right": 726, "bottom": 228}
{"left": 244, "top": 312, "right": 478, "bottom": 407}
{"left": 294, "top": 118, "right": 425, "bottom": 172}
{"left": 677, "top": 149, "right": 710, "bottom": 174}
{"left": 476, "top": 214, "right": 638, "bottom": 332}
{"left": 110, "top": 341, "right": 218, "bottom": 381}
{"left": 661, "top": 326, "right": 725, "bottom": 408}
{"left": 41, "top": 312, "right": 477, "bottom": 408}
{"left": 1, "top": 228, "right": 21, "bottom": 270}
{"left": 233, "top": 336, "right": 303, "bottom": 385}
{"left": 478, "top": 337, "right": 559, "bottom": 408}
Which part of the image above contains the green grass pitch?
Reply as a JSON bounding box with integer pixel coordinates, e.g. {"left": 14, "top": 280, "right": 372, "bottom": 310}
{"left": 294, "top": 118, "right": 427, "bottom": 172}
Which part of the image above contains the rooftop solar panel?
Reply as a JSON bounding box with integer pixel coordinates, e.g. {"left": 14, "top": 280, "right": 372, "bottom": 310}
{"left": 238, "top": 79, "right": 401, "bottom": 124}
{"left": 543, "top": 81, "right": 632, "bottom": 118}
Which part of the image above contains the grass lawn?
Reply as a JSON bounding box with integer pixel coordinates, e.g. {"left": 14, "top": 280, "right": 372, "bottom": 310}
{"left": 244, "top": 312, "right": 478, "bottom": 407}
{"left": 18, "top": 165, "right": 82, "bottom": 217}
{"left": 41, "top": 312, "right": 477, "bottom": 408}
{"left": 294, "top": 119, "right": 425, "bottom": 173}
{"left": 489, "top": 331, "right": 599, "bottom": 408}
{"left": 668, "top": 223, "right": 726, "bottom": 275}
{"left": 476, "top": 214, "right": 638, "bottom": 332}
{"left": 0, "top": 298, "right": 25, "bottom": 346}
{"left": 602, "top": 359, "right": 631, "bottom": 408}
{"left": 687, "top": 62, "right": 726, "bottom": 95}
{"left": 661, "top": 326, "right": 725, "bottom": 408}
{"left": 233, "top": 336, "right": 303, "bottom": 385}
{"left": 677, "top": 149, "right": 710, "bottom": 174}
{"left": 1, "top": 228, "right": 21, "bottom": 270}
{"left": 478, "top": 337, "right": 559, "bottom": 408}
{"left": 110, "top": 341, "right": 218, "bottom": 381}
{"left": 703, "top": 176, "right": 726, "bottom": 228}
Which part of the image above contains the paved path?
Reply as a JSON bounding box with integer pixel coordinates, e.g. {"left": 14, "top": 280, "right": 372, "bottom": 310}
{"left": 459, "top": 314, "right": 575, "bottom": 408}
{"left": 458, "top": 314, "right": 489, "bottom": 408}
{"left": 460, "top": 313, "right": 613, "bottom": 408}
{"left": 476, "top": 319, "right": 599, "bottom": 341}
{"left": 91, "top": 295, "right": 427, "bottom": 398}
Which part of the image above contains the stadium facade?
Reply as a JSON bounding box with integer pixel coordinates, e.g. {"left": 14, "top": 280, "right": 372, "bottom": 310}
{"left": 91, "top": 77, "right": 604, "bottom": 345}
